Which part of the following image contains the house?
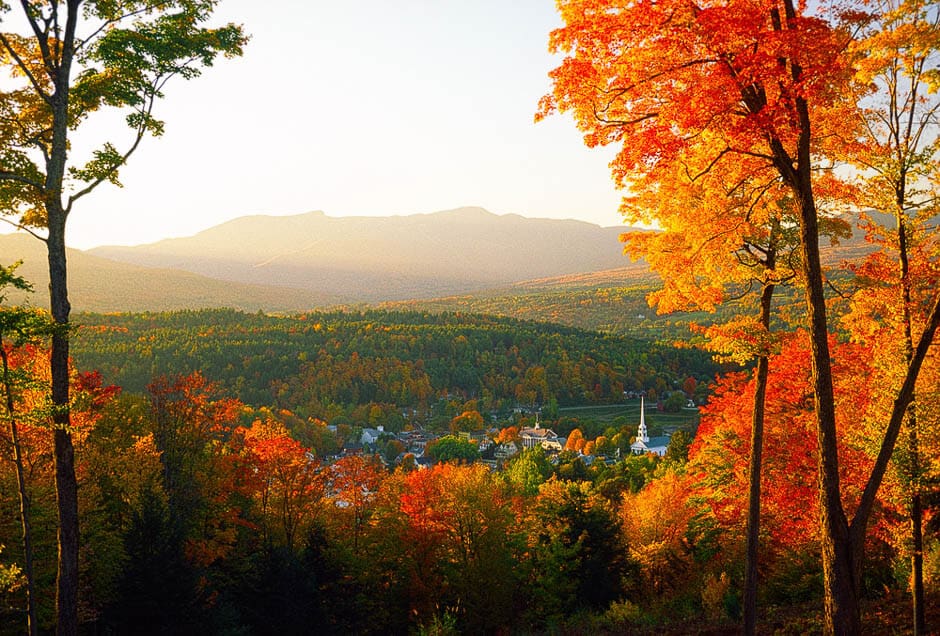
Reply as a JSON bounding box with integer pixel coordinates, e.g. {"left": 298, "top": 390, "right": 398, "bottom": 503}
{"left": 519, "top": 416, "right": 563, "bottom": 450}
{"left": 360, "top": 426, "right": 384, "bottom": 445}
{"left": 630, "top": 396, "right": 670, "bottom": 456}
{"left": 494, "top": 442, "right": 520, "bottom": 461}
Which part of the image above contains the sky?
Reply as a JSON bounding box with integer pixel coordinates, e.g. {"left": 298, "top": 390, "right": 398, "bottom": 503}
{"left": 8, "top": 0, "right": 628, "bottom": 250}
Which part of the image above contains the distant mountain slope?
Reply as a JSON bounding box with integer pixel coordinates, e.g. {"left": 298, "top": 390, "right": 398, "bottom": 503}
{"left": 0, "top": 233, "right": 335, "bottom": 312}
{"left": 90, "top": 207, "right": 630, "bottom": 301}
{"left": 1, "top": 208, "right": 877, "bottom": 314}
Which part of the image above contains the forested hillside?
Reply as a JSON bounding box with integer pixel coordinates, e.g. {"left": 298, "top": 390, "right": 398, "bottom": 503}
{"left": 72, "top": 309, "right": 719, "bottom": 422}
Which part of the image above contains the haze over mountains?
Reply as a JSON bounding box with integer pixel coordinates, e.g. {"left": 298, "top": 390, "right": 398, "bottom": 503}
{"left": 4, "top": 207, "right": 642, "bottom": 311}
{"left": 88, "top": 207, "right": 636, "bottom": 303}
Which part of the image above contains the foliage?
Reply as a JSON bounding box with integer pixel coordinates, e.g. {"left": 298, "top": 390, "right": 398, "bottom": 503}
{"left": 71, "top": 309, "right": 720, "bottom": 416}
{"left": 425, "top": 435, "right": 480, "bottom": 464}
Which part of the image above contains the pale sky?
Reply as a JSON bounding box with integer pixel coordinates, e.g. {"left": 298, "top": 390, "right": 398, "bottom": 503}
{"left": 18, "top": 0, "right": 628, "bottom": 249}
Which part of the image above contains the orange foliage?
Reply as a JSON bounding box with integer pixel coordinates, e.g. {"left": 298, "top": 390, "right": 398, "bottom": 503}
{"left": 234, "top": 418, "right": 324, "bottom": 551}
{"left": 687, "top": 333, "right": 880, "bottom": 553}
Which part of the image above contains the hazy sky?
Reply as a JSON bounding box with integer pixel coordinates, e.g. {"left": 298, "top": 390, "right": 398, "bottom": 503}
{"left": 46, "top": 1, "right": 626, "bottom": 249}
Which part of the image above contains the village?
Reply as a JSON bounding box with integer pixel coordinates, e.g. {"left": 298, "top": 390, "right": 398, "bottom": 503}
{"left": 319, "top": 394, "right": 691, "bottom": 472}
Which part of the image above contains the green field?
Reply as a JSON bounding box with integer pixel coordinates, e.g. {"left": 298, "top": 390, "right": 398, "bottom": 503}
{"left": 559, "top": 399, "right": 700, "bottom": 438}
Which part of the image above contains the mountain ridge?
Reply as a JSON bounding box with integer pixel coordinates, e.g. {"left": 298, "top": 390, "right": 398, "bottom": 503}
{"left": 88, "top": 207, "right": 634, "bottom": 301}
{"left": 0, "top": 233, "right": 338, "bottom": 312}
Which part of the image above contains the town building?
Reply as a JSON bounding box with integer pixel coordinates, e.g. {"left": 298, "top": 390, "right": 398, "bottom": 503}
{"left": 630, "top": 396, "right": 670, "bottom": 456}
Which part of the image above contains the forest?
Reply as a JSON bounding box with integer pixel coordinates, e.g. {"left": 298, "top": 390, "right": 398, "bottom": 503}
{"left": 69, "top": 309, "right": 718, "bottom": 418}
{"left": 1, "top": 0, "right": 940, "bottom": 634}
{"left": 1, "top": 302, "right": 938, "bottom": 633}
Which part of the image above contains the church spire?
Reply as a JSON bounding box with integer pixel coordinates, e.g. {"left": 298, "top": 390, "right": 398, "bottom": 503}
{"left": 637, "top": 395, "right": 649, "bottom": 443}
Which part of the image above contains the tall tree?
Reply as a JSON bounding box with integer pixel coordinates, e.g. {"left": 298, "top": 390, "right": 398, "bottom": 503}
{"left": 0, "top": 4, "right": 245, "bottom": 632}
{"left": 539, "top": 1, "right": 940, "bottom": 632}
{"left": 0, "top": 262, "right": 48, "bottom": 635}
{"left": 844, "top": 2, "right": 940, "bottom": 631}
{"left": 622, "top": 150, "right": 814, "bottom": 634}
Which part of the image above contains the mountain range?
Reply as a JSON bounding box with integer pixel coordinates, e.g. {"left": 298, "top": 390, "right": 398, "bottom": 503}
{"left": 2, "top": 208, "right": 643, "bottom": 311}
{"left": 88, "top": 207, "right": 634, "bottom": 302}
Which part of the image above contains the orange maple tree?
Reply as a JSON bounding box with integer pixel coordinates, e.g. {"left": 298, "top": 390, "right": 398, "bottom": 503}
{"left": 539, "top": 1, "right": 940, "bottom": 631}
{"left": 235, "top": 418, "right": 324, "bottom": 552}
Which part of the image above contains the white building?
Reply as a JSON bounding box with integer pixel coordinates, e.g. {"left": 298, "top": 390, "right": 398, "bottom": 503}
{"left": 630, "top": 396, "right": 670, "bottom": 456}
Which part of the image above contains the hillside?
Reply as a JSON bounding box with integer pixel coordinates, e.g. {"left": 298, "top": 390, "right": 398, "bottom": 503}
{"left": 1, "top": 207, "right": 876, "bottom": 318}
{"left": 0, "top": 233, "right": 336, "bottom": 312}
{"left": 89, "top": 207, "right": 634, "bottom": 301}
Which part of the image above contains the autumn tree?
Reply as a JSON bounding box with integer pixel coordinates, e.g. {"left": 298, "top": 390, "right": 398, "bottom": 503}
{"left": 842, "top": 2, "right": 940, "bottom": 630}
{"left": 0, "top": 263, "right": 49, "bottom": 634}
{"left": 620, "top": 119, "right": 815, "bottom": 636}
{"left": 383, "top": 464, "right": 521, "bottom": 632}
{"left": 236, "top": 418, "right": 324, "bottom": 552}
{"left": 0, "top": 339, "right": 119, "bottom": 630}
{"left": 539, "top": 1, "right": 940, "bottom": 631}
{"left": 146, "top": 372, "right": 243, "bottom": 584}
{"left": 0, "top": 4, "right": 245, "bottom": 631}
{"left": 448, "top": 409, "right": 484, "bottom": 434}
{"left": 620, "top": 469, "right": 697, "bottom": 600}
{"left": 327, "top": 454, "right": 384, "bottom": 555}
{"left": 564, "top": 427, "right": 585, "bottom": 453}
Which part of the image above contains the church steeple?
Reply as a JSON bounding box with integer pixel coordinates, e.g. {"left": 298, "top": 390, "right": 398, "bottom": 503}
{"left": 637, "top": 396, "right": 649, "bottom": 443}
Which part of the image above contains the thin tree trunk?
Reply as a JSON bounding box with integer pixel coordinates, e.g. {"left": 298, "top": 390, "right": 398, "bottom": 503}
{"left": 1, "top": 342, "right": 38, "bottom": 636}
{"left": 895, "top": 208, "right": 925, "bottom": 635}
{"left": 742, "top": 319, "right": 770, "bottom": 635}
{"left": 743, "top": 249, "right": 777, "bottom": 635}
{"left": 911, "top": 489, "right": 925, "bottom": 634}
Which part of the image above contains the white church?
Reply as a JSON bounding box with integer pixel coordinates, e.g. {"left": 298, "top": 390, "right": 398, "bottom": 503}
{"left": 629, "top": 396, "right": 671, "bottom": 456}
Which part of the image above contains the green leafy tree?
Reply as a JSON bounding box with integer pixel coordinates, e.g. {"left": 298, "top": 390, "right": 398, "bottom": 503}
{"left": 425, "top": 435, "right": 479, "bottom": 464}
{"left": 505, "top": 448, "right": 553, "bottom": 496}
{"left": 664, "top": 430, "right": 692, "bottom": 465}
{"left": 526, "top": 479, "right": 635, "bottom": 620}
{"left": 0, "top": 5, "right": 245, "bottom": 631}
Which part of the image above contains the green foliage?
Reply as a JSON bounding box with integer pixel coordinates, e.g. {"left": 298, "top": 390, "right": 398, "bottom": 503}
{"left": 425, "top": 435, "right": 479, "bottom": 464}
{"left": 527, "top": 479, "right": 638, "bottom": 619}
{"left": 0, "top": 548, "right": 21, "bottom": 593}
{"left": 663, "top": 391, "right": 688, "bottom": 412}
{"left": 665, "top": 429, "right": 692, "bottom": 465}
{"left": 505, "top": 448, "right": 553, "bottom": 496}
{"left": 71, "top": 309, "right": 720, "bottom": 416}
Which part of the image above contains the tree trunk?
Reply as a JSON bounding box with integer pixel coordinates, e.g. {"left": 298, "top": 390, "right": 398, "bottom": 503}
{"left": 796, "top": 196, "right": 861, "bottom": 634}
{"left": 912, "top": 490, "right": 925, "bottom": 634}
{"left": 766, "top": 6, "right": 862, "bottom": 620}
{"left": 743, "top": 269, "right": 776, "bottom": 635}
{"left": 1, "top": 342, "right": 38, "bottom": 635}
{"left": 895, "top": 206, "right": 926, "bottom": 635}
{"left": 47, "top": 218, "right": 78, "bottom": 636}
{"left": 46, "top": 6, "right": 79, "bottom": 630}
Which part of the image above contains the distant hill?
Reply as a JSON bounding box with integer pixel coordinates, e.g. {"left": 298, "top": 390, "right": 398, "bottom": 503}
{"left": 89, "top": 207, "right": 632, "bottom": 301}
{"left": 1, "top": 207, "right": 878, "bottom": 316}
{"left": 0, "top": 233, "right": 336, "bottom": 312}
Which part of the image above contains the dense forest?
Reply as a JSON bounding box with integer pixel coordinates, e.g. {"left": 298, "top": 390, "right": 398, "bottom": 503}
{"left": 2, "top": 0, "right": 940, "bottom": 633}
{"left": 70, "top": 309, "right": 718, "bottom": 425}
{"left": 2, "top": 311, "right": 938, "bottom": 633}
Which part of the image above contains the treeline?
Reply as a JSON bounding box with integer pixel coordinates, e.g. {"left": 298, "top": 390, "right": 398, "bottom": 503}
{"left": 71, "top": 309, "right": 720, "bottom": 421}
